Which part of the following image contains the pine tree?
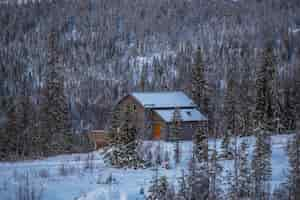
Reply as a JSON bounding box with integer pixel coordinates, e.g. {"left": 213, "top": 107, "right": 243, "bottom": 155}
{"left": 221, "top": 73, "right": 236, "bottom": 159}
{"left": 251, "top": 126, "right": 272, "bottom": 199}
{"left": 16, "top": 92, "right": 35, "bottom": 157}
{"left": 39, "top": 30, "right": 72, "bottom": 155}
{"left": 254, "top": 43, "right": 276, "bottom": 131}
{"left": 107, "top": 106, "right": 144, "bottom": 168}
{"left": 191, "top": 47, "right": 211, "bottom": 135}
{"left": 191, "top": 47, "right": 209, "bottom": 114}
{"left": 238, "top": 140, "right": 251, "bottom": 199}
{"left": 188, "top": 153, "right": 209, "bottom": 200}
{"left": 193, "top": 124, "right": 208, "bottom": 164}
{"left": 282, "top": 85, "right": 295, "bottom": 130}
{"left": 209, "top": 140, "right": 224, "bottom": 200}
{"left": 171, "top": 107, "right": 182, "bottom": 165}
{"left": 147, "top": 176, "right": 171, "bottom": 200}
{"left": 4, "top": 102, "right": 18, "bottom": 159}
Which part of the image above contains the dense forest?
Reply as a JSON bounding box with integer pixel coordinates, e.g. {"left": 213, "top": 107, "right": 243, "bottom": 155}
{"left": 0, "top": 0, "right": 300, "bottom": 156}
{"left": 1, "top": 1, "right": 300, "bottom": 200}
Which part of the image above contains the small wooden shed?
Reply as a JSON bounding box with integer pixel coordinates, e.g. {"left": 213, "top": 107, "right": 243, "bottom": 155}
{"left": 87, "top": 130, "right": 109, "bottom": 150}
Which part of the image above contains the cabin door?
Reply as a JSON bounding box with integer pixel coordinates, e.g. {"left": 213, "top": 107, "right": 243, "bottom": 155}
{"left": 153, "top": 123, "right": 161, "bottom": 140}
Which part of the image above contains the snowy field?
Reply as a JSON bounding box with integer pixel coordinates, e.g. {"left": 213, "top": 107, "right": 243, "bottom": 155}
{"left": 0, "top": 134, "right": 293, "bottom": 200}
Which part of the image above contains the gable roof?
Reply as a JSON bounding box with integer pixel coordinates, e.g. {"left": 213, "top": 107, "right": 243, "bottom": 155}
{"left": 131, "top": 91, "right": 196, "bottom": 109}
{"left": 154, "top": 108, "right": 207, "bottom": 123}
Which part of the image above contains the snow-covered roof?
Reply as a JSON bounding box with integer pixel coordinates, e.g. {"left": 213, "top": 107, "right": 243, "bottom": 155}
{"left": 154, "top": 108, "right": 207, "bottom": 122}
{"left": 131, "top": 91, "right": 196, "bottom": 108}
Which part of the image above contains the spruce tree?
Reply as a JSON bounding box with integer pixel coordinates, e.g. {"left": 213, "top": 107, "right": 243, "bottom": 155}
{"left": 254, "top": 43, "right": 276, "bottom": 131}
{"left": 39, "top": 30, "right": 72, "bottom": 155}
{"left": 191, "top": 47, "right": 206, "bottom": 110}
{"left": 191, "top": 47, "right": 211, "bottom": 134}
{"left": 4, "top": 102, "right": 18, "bottom": 159}
{"left": 170, "top": 107, "right": 182, "bottom": 165}
{"left": 188, "top": 153, "right": 209, "bottom": 200}
{"left": 193, "top": 124, "right": 208, "bottom": 164}
{"left": 221, "top": 73, "right": 236, "bottom": 159}
{"left": 251, "top": 126, "right": 272, "bottom": 199}
{"left": 209, "top": 148, "right": 223, "bottom": 200}
{"left": 238, "top": 140, "right": 251, "bottom": 199}
{"left": 107, "top": 105, "right": 144, "bottom": 168}
{"left": 147, "top": 176, "right": 171, "bottom": 200}
{"left": 16, "top": 92, "right": 35, "bottom": 157}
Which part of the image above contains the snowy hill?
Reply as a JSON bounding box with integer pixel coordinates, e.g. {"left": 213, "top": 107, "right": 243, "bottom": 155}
{"left": 0, "top": 134, "right": 294, "bottom": 200}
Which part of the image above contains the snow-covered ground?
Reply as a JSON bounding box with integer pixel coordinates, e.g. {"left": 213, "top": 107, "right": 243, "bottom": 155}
{"left": 0, "top": 134, "right": 293, "bottom": 200}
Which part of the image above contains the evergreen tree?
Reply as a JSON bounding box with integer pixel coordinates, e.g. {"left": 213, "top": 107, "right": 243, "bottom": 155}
{"left": 16, "top": 92, "right": 35, "bottom": 157}
{"left": 39, "top": 30, "right": 73, "bottom": 155}
{"left": 187, "top": 154, "right": 209, "bottom": 200}
{"left": 209, "top": 148, "right": 222, "bottom": 200}
{"left": 221, "top": 72, "right": 236, "bottom": 159}
{"left": 251, "top": 126, "right": 272, "bottom": 199}
{"left": 107, "top": 106, "right": 144, "bottom": 168}
{"left": 171, "top": 107, "right": 182, "bottom": 165}
{"left": 193, "top": 124, "right": 208, "bottom": 164}
{"left": 147, "top": 176, "right": 171, "bottom": 200}
{"left": 191, "top": 47, "right": 212, "bottom": 135}
{"left": 4, "top": 102, "right": 18, "bottom": 159}
{"left": 191, "top": 47, "right": 209, "bottom": 115}
{"left": 237, "top": 140, "right": 251, "bottom": 199}
{"left": 254, "top": 43, "right": 276, "bottom": 131}
{"left": 282, "top": 85, "right": 295, "bottom": 130}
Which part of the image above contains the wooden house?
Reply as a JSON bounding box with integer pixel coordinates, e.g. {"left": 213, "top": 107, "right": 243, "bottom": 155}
{"left": 117, "top": 91, "right": 208, "bottom": 140}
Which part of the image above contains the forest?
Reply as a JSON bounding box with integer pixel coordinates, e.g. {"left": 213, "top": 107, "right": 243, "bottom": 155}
{"left": 0, "top": 0, "right": 300, "bottom": 199}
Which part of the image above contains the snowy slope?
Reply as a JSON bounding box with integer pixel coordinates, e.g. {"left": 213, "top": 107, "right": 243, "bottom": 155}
{"left": 0, "top": 134, "right": 293, "bottom": 200}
